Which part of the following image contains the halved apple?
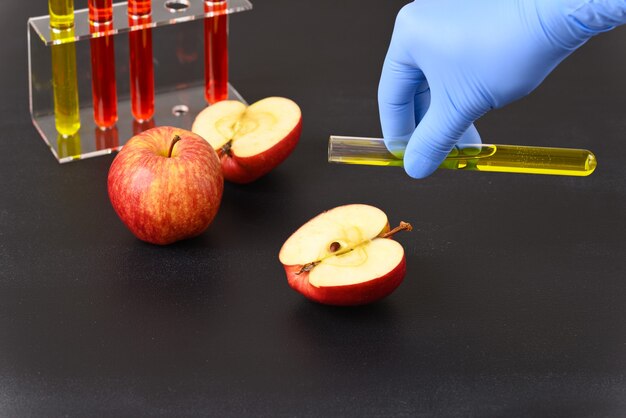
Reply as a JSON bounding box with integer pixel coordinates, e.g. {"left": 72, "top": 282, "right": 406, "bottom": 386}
{"left": 192, "top": 97, "right": 302, "bottom": 184}
{"left": 279, "top": 204, "right": 412, "bottom": 306}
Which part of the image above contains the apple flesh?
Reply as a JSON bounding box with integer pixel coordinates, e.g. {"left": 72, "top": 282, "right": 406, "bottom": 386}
{"left": 279, "top": 204, "right": 411, "bottom": 306}
{"left": 192, "top": 97, "right": 302, "bottom": 184}
{"left": 107, "top": 126, "right": 223, "bottom": 245}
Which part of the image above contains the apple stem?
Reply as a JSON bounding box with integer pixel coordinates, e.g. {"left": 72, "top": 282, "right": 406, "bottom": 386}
{"left": 379, "top": 221, "right": 413, "bottom": 239}
{"left": 168, "top": 135, "right": 182, "bottom": 158}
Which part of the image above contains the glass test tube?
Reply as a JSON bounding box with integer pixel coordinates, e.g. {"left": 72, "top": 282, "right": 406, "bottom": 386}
{"left": 89, "top": 0, "right": 118, "bottom": 128}
{"left": 89, "top": 0, "right": 113, "bottom": 22}
{"left": 49, "top": 0, "right": 75, "bottom": 30}
{"left": 204, "top": 0, "right": 229, "bottom": 104}
{"left": 128, "top": 0, "right": 151, "bottom": 16}
{"left": 328, "top": 136, "right": 597, "bottom": 177}
{"left": 49, "top": 0, "right": 81, "bottom": 137}
{"left": 128, "top": 0, "right": 155, "bottom": 122}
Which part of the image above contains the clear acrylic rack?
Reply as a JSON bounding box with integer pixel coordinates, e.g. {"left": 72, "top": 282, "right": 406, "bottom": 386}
{"left": 28, "top": 0, "right": 253, "bottom": 163}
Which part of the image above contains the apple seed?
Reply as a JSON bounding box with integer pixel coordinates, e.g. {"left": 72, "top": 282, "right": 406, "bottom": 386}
{"left": 329, "top": 242, "right": 341, "bottom": 253}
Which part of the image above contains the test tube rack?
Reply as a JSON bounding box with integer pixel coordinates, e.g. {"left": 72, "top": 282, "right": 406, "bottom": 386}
{"left": 28, "top": 0, "right": 253, "bottom": 163}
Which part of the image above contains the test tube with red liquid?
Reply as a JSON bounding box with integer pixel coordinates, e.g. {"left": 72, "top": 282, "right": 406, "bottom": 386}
{"left": 128, "top": 0, "right": 151, "bottom": 16}
{"left": 204, "top": 1, "right": 229, "bottom": 104}
{"left": 128, "top": 0, "right": 154, "bottom": 122}
{"left": 89, "top": 0, "right": 118, "bottom": 128}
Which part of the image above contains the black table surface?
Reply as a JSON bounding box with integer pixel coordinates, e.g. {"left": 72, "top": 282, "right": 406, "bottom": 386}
{"left": 2, "top": 1, "right": 626, "bottom": 416}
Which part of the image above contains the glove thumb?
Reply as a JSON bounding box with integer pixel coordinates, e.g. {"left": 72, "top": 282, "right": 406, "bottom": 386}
{"left": 403, "top": 99, "right": 473, "bottom": 179}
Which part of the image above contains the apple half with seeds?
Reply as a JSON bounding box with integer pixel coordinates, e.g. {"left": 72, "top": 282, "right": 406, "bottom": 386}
{"left": 192, "top": 97, "right": 302, "bottom": 184}
{"left": 279, "top": 204, "right": 412, "bottom": 306}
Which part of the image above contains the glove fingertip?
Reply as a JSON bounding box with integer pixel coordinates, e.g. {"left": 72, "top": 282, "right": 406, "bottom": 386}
{"left": 403, "top": 152, "right": 441, "bottom": 179}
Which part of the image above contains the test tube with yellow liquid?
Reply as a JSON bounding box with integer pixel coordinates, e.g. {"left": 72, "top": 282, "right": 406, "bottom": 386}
{"left": 49, "top": 0, "right": 80, "bottom": 137}
{"left": 49, "top": 0, "right": 74, "bottom": 30}
{"left": 328, "top": 136, "right": 597, "bottom": 177}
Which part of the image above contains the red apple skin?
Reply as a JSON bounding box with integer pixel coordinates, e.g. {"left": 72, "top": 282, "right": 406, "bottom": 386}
{"left": 283, "top": 254, "right": 406, "bottom": 306}
{"left": 108, "top": 126, "right": 224, "bottom": 245}
{"left": 221, "top": 118, "right": 302, "bottom": 184}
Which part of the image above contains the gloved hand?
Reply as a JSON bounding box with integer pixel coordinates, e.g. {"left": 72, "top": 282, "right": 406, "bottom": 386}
{"left": 378, "top": 0, "right": 626, "bottom": 178}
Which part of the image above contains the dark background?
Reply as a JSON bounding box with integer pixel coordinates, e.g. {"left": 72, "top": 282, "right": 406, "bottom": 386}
{"left": 2, "top": 1, "right": 626, "bottom": 416}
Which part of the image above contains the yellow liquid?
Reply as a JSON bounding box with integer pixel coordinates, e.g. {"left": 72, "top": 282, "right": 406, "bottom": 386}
{"left": 330, "top": 142, "right": 597, "bottom": 176}
{"left": 50, "top": 27, "right": 81, "bottom": 137}
{"left": 439, "top": 145, "right": 597, "bottom": 176}
{"left": 330, "top": 156, "right": 404, "bottom": 167}
{"left": 49, "top": 0, "right": 75, "bottom": 30}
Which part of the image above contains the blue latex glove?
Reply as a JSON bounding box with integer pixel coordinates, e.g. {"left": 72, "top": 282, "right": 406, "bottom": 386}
{"left": 379, "top": 0, "right": 626, "bottom": 178}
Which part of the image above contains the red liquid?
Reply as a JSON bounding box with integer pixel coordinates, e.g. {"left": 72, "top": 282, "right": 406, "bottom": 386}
{"left": 129, "top": 14, "right": 155, "bottom": 122}
{"left": 95, "top": 125, "right": 119, "bottom": 150}
{"left": 90, "top": 21, "right": 118, "bottom": 128}
{"left": 128, "top": 0, "right": 151, "bottom": 16}
{"left": 88, "top": 0, "right": 113, "bottom": 24}
{"left": 204, "top": 1, "right": 228, "bottom": 104}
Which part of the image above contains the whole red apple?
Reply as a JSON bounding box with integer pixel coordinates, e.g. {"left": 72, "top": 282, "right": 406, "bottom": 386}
{"left": 108, "top": 126, "right": 224, "bottom": 245}
{"left": 279, "top": 204, "right": 412, "bottom": 306}
{"left": 192, "top": 97, "right": 302, "bottom": 184}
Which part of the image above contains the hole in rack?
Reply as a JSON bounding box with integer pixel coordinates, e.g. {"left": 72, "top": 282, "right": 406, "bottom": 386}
{"left": 164, "top": 0, "right": 191, "bottom": 13}
{"left": 172, "top": 105, "right": 190, "bottom": 117}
